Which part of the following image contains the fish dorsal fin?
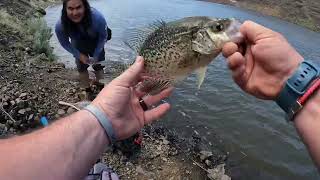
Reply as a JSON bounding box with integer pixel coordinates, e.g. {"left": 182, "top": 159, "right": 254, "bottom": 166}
{"left": 136, "top": 77, "right": 173, "bottom": 95}
{"left": 124, "top": 20, "right": 167, "bottom": 53}
{"left": 196, "top": 66, "right": 208, "bottom": 89}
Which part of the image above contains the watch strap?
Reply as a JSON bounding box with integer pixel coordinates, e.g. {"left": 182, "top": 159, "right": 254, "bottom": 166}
{"left": 276, "top": 61, "right": 319, "bottom": 114}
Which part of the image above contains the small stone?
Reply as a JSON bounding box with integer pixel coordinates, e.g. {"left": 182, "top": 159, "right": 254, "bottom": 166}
{"left": 28, "top": 114, "right": 34, "bottom": 121}
{"left": 57, "top": 109, "right": 65, "bottom": 115}
{"left": 10, "top": 100, "right": 15, "bottom": 106}
{"left": 25, "top": 47, "right": 31, "bottom": 53}
{"left": 2, "top": 102, "right": 9, "bottom": 109}
{"left": 200, "top": 151, "right": 213, "bottom": 161}
{"left": 67, "top": 107, "right": 76, "bottom": 114}
{"left": 26, "top": 108, "right": 32, "bottom": 112}
{"left": 0, "top": 123, "right": 6, "bottom": 130}
{"left": 19, "top": 93, "right": 28, "bottom": 98}
{"left": 18, "top": 109, "right": 26, "bottom": 115}
{"left": 205, "top": 159, "right": 212, "bottom": 166}
{"left": 14, "top": 121, "right": 21, "bottom": 127}
{"left": 7, "top": 120, "right": 14, "bottom": 125}
{"left": 163, "top": 139, "right": 170, "bottom": 145}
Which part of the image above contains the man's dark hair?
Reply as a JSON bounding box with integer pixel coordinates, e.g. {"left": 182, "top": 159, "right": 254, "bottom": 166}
{"left": 61, "top": 0, "right": 92, "bottom": 35}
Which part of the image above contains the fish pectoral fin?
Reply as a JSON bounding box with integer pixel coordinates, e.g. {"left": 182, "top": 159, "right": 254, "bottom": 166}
{"left": 136, "top": 78, "right": 173, "bottom": 95}
{"left": 196, "top": 66, "right": 208, "bottom": 89}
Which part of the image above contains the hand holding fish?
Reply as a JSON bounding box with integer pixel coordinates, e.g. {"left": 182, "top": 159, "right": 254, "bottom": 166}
{"left": 79, "top": 53, "right": 89, "bottom": 64}
{"left": 222, "top": 21, "right": 303, "bottom": 100}
{"left": 92, "top": 56, "right": 173, "bottom": 140}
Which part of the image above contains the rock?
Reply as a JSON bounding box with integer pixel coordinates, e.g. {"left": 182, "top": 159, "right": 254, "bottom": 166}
{"left": 207, "top": 164, "right": 231, "bottom": 180}
{"left": 169, "top": 149, "right": 178, "bottom": 156}
{"left": 200, "top": 151, "right": 213, "bottom": 161}
{"left": 7, "top": 120, "right": 14, "bottom": 125}
{"left": 0, "top": 123, "right": 6, "bottom": 130}
{"left": 26, "top": 108, "right": 32, "bottom": 112}
{"left": 19, "top": 93, "right": 28, "bottom": 98}
{"left": 25, "top": 47, "right": 31, "bottom": 53}
{"left": 57, "top": 109, "right": 65, "bottom": 115}
{"left": 136, "top": 166, "right": 150, "bottom": 176}
{"left": 161, "top": 157, "right": 168, "bottom": 162}
{"left": 10, "top": 100, "right": 15, "bottom": 106}
{"left": 162, "top": 139, "right": 170, "bottom": 145}
{"left": 16, "top": 98, "right": 26, "bottom": 108}
{"left": 205, "top": 159, "right": 212, "bottom": 166}
{"left": 67, "top": 107, "right": 76, "bottom": 114}
{"left": 18, "top": 109, "right": 26, "bottom": 115}
{"left": 2, "top": 102, "right": 9, "bottom": 109}
{"left": 28, "top": 114, "right": 34, "bottom": 121}
{"left": 14, "top": 121, "right": 21, "bottom": 127}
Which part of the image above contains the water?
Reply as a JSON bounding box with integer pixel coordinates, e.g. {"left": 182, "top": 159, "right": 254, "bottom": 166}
{"left": 45, "top": 0, "right": 320, "bottom": 179}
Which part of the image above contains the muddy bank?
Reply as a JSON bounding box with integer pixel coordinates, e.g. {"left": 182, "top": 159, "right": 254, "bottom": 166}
{"left": 201, "top": 0, "right": 320, "bottom": 32}
{"left": 0, "top": 0, "right": 230, "bottom": 179}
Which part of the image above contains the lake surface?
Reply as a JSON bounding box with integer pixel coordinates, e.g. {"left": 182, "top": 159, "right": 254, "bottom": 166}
{"left": 45, "top": 0, "right": 320, "bottom": 179}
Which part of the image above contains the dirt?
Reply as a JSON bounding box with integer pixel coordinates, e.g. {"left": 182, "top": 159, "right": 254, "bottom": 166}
{"left": 0, "top": 0, "right": 230, "bottom": 179}
{"left": 3, "top": 0, "right": 318, "bottom": 179}
{"left": 201, "top": 0, "right": 320, "bottom": 32}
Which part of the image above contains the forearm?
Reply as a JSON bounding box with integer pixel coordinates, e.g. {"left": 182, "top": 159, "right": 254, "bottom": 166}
{"left": 0, "top": 110, "right": 108, "bottom": 180}
{"left": 55, "top": 28, "right": 81, "bottom": 59}
{"left": 294, "top": 90, "right": 320, "bottom": 168}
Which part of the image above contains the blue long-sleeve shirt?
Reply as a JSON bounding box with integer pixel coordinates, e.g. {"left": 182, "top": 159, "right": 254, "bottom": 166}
{"left": 55, "top": 8, "right": 108, "bottom": 60}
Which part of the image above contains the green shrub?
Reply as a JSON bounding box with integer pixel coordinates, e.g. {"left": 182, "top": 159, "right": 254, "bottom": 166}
{"left": 27, "top": 18, "right": 56, "bottom": 61}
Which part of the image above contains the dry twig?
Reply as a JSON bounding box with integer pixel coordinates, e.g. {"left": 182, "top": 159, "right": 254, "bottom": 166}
{"left": 0, "top": 104, "right": 16, "bottom": 122}
{"left": 192, "top": 159, "right": 209, "bottom": 173}
{"left": 58, "top": 101, "right": 80, "bottom": 111}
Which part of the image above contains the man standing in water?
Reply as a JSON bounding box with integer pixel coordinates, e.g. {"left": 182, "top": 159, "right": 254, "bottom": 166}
{"left": 55, "top": 0, "right": 110, "bottom": 96}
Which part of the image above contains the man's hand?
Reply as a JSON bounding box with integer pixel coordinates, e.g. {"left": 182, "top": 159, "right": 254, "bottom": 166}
{"left": 79, "top": 53, "right": 89, "bottom": 64}
{"left": 92, "top": 56, "right": 172, "bottom": 140}
{"left": 222, "top": 21, "right": 303, "bottom": 99}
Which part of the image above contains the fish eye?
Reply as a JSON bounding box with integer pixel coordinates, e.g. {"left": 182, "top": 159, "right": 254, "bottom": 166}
{"left": 215, "top": 24, "right": 224, "bottom": 32}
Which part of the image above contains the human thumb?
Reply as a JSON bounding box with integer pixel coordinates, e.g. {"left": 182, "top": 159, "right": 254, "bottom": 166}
{"left": 113, "top": 56, "right": 144, "bottom": 87}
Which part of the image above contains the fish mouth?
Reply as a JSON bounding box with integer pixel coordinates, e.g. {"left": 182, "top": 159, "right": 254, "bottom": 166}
{"left": 226, "top": 19, "right": 244, "bottom": 44}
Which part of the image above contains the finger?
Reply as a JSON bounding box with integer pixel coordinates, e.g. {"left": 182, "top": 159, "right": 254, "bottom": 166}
{"left": 227, "top": 52, "right": 245, "bottom": 70}
{"left": 144, "top": 103, "right": 170, "bottom": 124}
{"left": 113, "top": 56, "right": 144, "bottom": 87}
{"left": 222, "top": 42, "right": 238, "bottom": 57}
{"left": 143, "top": 87, "right": 174, "bottom": 107}
{"left": 240, "top": 21, "right": 274, "bottom": 43}
{"left": 231, "top": 62, "right": 247, "bottom": 88}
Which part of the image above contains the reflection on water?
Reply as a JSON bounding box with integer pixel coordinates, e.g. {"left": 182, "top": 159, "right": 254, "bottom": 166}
{"left": 45, "top": 0, "right": 320, "bottom": 179}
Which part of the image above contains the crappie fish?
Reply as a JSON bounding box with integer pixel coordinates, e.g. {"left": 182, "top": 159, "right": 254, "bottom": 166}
{"left": 125, "top": 16, "right": 243, "bottom": 94}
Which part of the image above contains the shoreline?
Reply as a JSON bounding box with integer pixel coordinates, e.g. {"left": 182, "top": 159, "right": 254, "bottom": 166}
{"left": 200, "top": 0, "right": 320, "bottom": 32}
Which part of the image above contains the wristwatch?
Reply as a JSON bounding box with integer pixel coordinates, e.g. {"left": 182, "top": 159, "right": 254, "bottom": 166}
{"left": 276, "top": 61, "right": 320, "bottom": 120}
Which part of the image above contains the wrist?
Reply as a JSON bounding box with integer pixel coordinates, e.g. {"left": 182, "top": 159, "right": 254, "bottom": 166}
{"left": 78, "top": 110, "right": 110, "bottom": 145}
{"left": 295, "top": 90, "right": 320, "bottom": 123}
{"left": 275, "top": 52, "right": 303, "bottom": 98}
{"left": 275, "top": 60, "right": 320, "bottom": 120}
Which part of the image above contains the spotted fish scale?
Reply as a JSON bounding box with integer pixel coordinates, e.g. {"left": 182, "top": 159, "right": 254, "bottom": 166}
{"left": 125, "top": 17, "right": 243, "bottom": 94}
